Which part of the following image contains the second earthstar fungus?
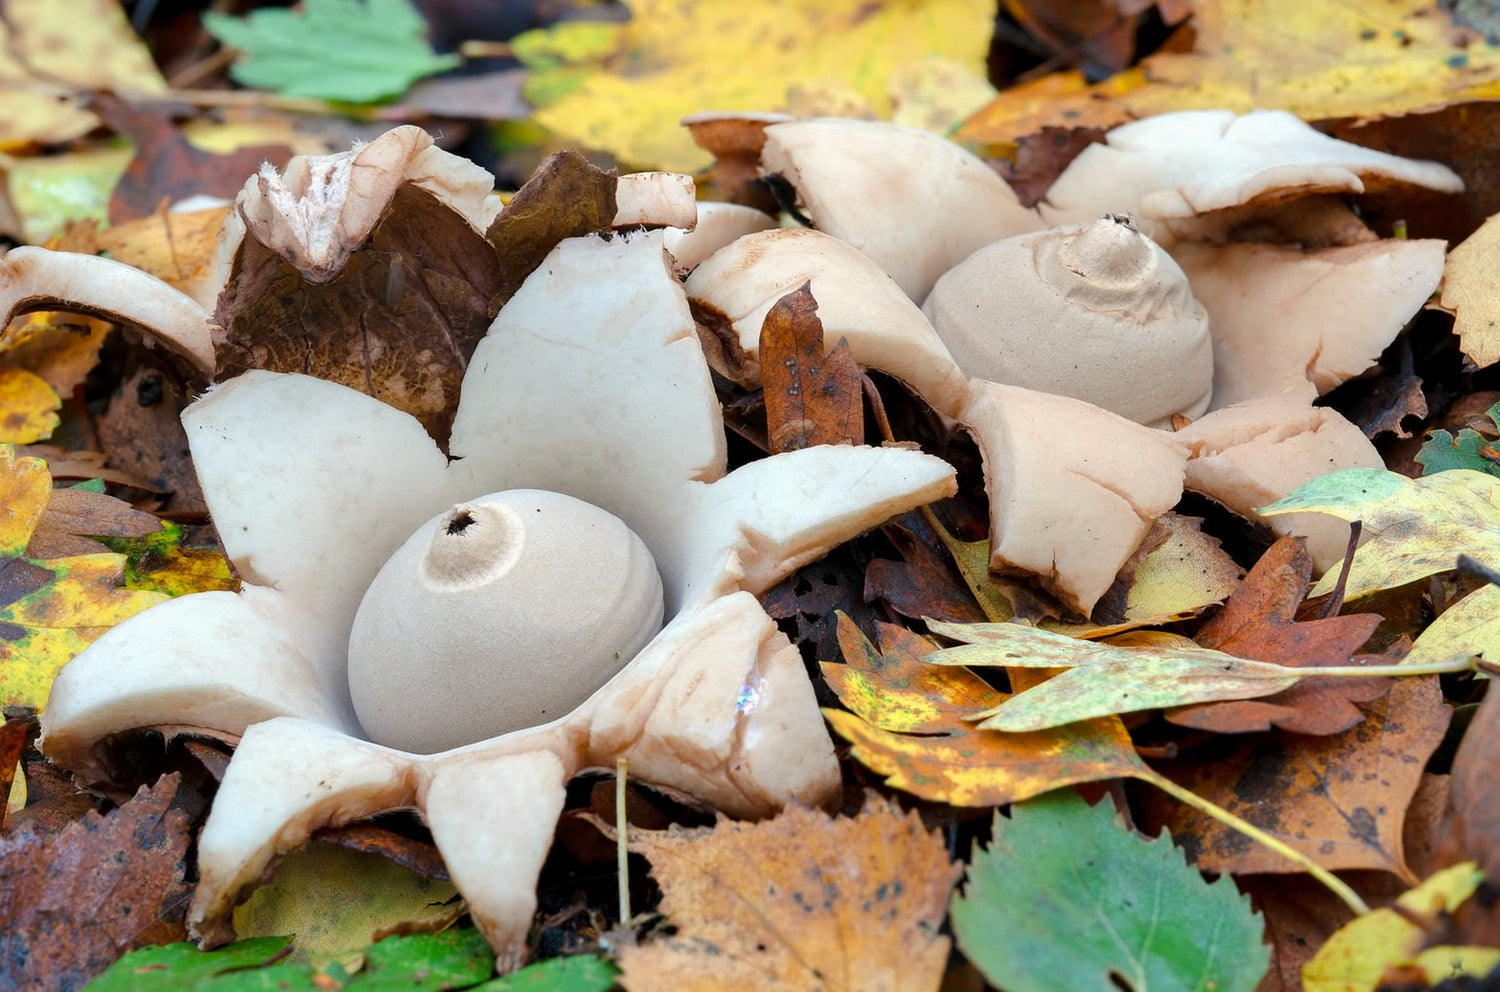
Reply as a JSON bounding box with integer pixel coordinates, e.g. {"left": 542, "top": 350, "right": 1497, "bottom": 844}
{"left": 33, "top": 140, "right": 957, "bottom": 968}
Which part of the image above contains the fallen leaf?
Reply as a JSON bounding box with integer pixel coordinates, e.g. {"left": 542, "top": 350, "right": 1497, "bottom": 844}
{"left": 1001, "top": 0, "right": 1141, "bottom": 77}
{"left": 1442, "top": 213, "right": 1500, "bottom": 369}
{"left": 94, "top": 363, "right": 205, "bottom": 515}
{"left": 763, "top": 548, "right": 881, "bottom": 664}
{"left": 863, "top": 512, "right": 988, "bottom": 625}
{"left": 486, "top": 149, "right": 617, "bottom": 310}
{"left": 80, "top": 936, "right": 292, "bottom": 990}
{"left": 512, "top": 0, "right": 996, "bottom": 170}
{"left": 27, "top": 484, "right": 160, "bottom": 559}
{"left": 232, "top": 841, "right": 459, "bottom": 965}
{"left": 760, "top": 283, "right": 863, "bottom": 453}
{"left": 926, "top": 620, "right": 1394, "bottom": 732}
{"left": 617, "top": 795, "right": 960, "bottom": 992}
{"left": 89, "top": 96, "right": 292, "bottom": 226}
{"left": 957, "top": 0, "right": 1500, "bottom": 147}
{"left": 100, "top": 523, "right": 238, "bottom": 599}
{"left": 1260, "top": 468, "right": 1500, "bottom": 600}
{"left": 1344, "top": 365, "right": 1429, "bottom": 441}
{"left": 822, "top": 617, "right": 1146, "bottom": 807}
{"left": 1050, "top": 512, "right": 1243, "bottom": 635}
{"left": 1301, "top": 863, "right": 1497, "bottom": 992}
{"left": 1437, "top": 684, "right": 1500, "bottom": 947}
{"left": 0, "top": 312, "right": 113, "bottom": 397}
{"left": 53, "top": 210, "right": 230, "bottom": 298}
{"left": 1165, "top": 537, "right": 1390, "bottom": 736}
{"left": 1142, "top": 676, "right": 1450, "bottom": 877}
{"left": 0, "top": 143, "right": 133, "bottom": 243}
{"left": 0, "top": 445, "right": 169, "bottom": 712}
{"left": 0, "top": 366, "right": 59, "bottom": 443}
{"left": 951, "top": 789, "right": 1269, "bottom": 992}
{"left": 214, "top": 168, "right": 505, "bottom": 453}
{"left": 204, "top": 0, "right": 460, "bottom": 103}
{"left": 0, "top": 774, "right": 191, "bottom": 992}
{"left": 1417, "top": 399, "right": 1500, "bottom": 477}
{"left": 1404, "top": 585, "right": 1499, "bottom": 672}
{"left": 0, "top": 0, "right": 167, "bottom": 148}
{"left": 0, "top": 716, "right": 27, "bottom": 819}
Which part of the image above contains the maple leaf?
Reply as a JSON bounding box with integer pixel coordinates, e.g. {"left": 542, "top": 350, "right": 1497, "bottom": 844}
{"left": 759, "top": 283, "right": 863, "bottom": 453}
{"left": 1165, "top": 537, "right": 1391, "bottom": 736}
{"left": 0, "top": 774, "right": 191, "bottom": 991}
{"left": 511, "top": 0, "right": 997, "bottom": 171}
{"left": 0, "top": 446, "right": 168, "bottom": 712}
{"left": 1416, "top": 399, "right": 1500, "bottom": 475}
{"left": 821, "top": 616, "right": 1146, "bottom": 807}
{"left": 617, "top": 795, "right": 960, "bottom": 992}
{"left": 1260, "top": 468, "right": 1500, "bottom": 600}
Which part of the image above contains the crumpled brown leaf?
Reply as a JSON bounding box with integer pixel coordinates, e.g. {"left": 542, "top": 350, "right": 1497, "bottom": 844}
{"left": 0, "top": 773, "right": 191, "bottom": 992}
{"left": 760, "top": 283, "right": 862, "bottom": 453}
{"left": 618, "top": 795, "right": 960, "bottom": 992}
{"left": 1166, "top": 537, "right": 1390, "bottom": 735}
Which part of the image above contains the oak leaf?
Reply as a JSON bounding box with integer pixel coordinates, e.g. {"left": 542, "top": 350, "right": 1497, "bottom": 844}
{"left": 759, "top": 283, "right": 863, "bottom": 453}
{"left": 822, "top": 616, "right": 1145, "bottom": 807}
{"left": 618, "top": 795, "right": 960, "bottom": 992}
{"left": 1442, "top": 217, "right": 1500, "bottom": 369}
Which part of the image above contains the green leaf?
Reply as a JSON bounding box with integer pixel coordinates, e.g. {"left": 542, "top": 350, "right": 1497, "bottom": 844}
{"left": 471, "top": 956, "right": 619, "bottom": 991}
{"left": 82, "top": 937, "right": 292, "bottom": 990}
{"left": 951, "top": 790, "right": 1268, "bottom": 992}
{"left": 203, "top": 0, "right": 460, "bottom": 103}
{"left": 101, "top": 521, "right": 238, "bottom": 598}
{"left": 344, "top": 930, "right": 492, "bottom": 989}
{"left": 1416, "top": 400, "right": 1500, "bottom": 477}
{"left": 927, "top": 621, "right": 1303, "bottom": 731}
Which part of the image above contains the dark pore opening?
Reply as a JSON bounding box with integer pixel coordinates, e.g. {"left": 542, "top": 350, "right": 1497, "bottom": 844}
{"left": 446, "top": 510, "right": 477, "bottom": 536}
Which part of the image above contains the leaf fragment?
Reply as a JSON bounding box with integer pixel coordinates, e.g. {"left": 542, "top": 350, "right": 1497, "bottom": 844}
{"left": 950, "top": 789, "right": 1269, "bottom": 992}
{"left": 1416, "top": 399, "right": 1500, "bottom": 477}
{"left": 759, "top": 283, "right": 863, "bottom": 453}
{"left": 0, "top": 366, "right": 59, "bottom": 444}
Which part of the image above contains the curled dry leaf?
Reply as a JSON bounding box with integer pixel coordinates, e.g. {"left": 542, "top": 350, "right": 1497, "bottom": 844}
{"left": 759, "top": 283, "right": 863, "bottom": 453}
{"left": 822, "top": 617, "right": 1145, "bottom": 807}
{"left": 1165, "top": 537, "right": 1391, "bottom": 736}
{"left": 617, "top": 795, "right": 960, "bottom": 992}
{"left": 1141, "top": 676, "right": 1450, "bottom": 878}
{"left": 0, "top": 774, "right": 191, "bottom": 992}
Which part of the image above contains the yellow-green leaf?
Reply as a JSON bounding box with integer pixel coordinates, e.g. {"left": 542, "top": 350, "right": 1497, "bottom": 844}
{"left": 513, "top": 0, "right": 995, "bottom": 171}
{"left": 1404, "top": 585, "right": 1499, "bottom": 675}
{"left": 1259, "top": 468, "right": 1500, "bottom": 600}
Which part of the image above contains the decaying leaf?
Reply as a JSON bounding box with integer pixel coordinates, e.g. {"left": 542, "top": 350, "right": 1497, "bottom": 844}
{"left": 52, "top": 209, "right": 230, "bottom": 305}
{"left": 1143, "top": 676, "right": 1450, "bottom": 878}
{"left": 617, "top": 795, "right": 960, "bottom": 992}
{"left": 1260, "top": 468, "right": 1500, "bottom": 600}
{"left": 1, "top": 311, "right": 113, "bottom": 398}
{"left": 1165, "top": 537, "right": 1390, "bottom": 736}
{"left": 959, "top": 0, "right": 1500, "bottom": 146}
{"left": 927, "top": 619, "right": 1394, "bottom": 732}
{"left": 1302, "top": 863, "right": 1500, "bottom": 992}
{"left": 232, "top": 842, "right": 459, "bottom": 965}
{"left": 512, "top": 0, "right": 996, "bottom": 170}
{"left": 863, "top": 512, "right": 988, "bottom": 625}
{"left": 26, "top": 483, "right": 159, "bottom": 559}
{"left": 0, "top": 445, "right": 169, "bottom": 711}
{"left": 1417, "top": 399, "right": 1500, "bottom": 476}
{"left": 951, "top": 790, "right": 1268, "bottom": 992}
{"left": 1436, "top": 684, "right": 1500, "bottom": 950}
{"left": 0, "top": 774, "right": 191, "bottom": 992}
{"left": 204, "top": 0, "right": 460, "bottom": 103}
{"left": 823, "top": 617, "right": 1146, "bottom": 807}
{"left": 760, "top": 283, "right": 862, "bottom": 453}
{"left": 1441, "top": 213, "right": 1500, "bottom": 369}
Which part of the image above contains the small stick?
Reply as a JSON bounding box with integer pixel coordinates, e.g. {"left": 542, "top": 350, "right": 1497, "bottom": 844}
{"left": 1316, "top": 520, "right": 1361, "bottom": 619}
{"left": 616, "top": 757, "right": 631, "bottom": 925}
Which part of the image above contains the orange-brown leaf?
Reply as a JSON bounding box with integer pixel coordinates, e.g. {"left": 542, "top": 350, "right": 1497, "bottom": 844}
{"left": 760, "top": 283, "right": 863, "bottom": 453}
{"left": 618, "top": 795, "right": 959, "bottom": 992}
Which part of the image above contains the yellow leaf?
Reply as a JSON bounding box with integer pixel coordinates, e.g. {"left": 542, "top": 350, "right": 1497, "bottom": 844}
{"left": 1260, "top": 468, "right": 1500, "bottom": 600}
{"left": 958, "top": 0, "right": 1500, "bottom": 146}
{"left": 1303, "top": 862, "right": 1486, "bottom": 992}
{"left": 1, "top": 312, "right": 113, "bottom": 396}
{"left": 1439, "top": 210, "right": 1500, "bottom": 369}
{"left": 514, "top": 0, "right": 995, "bottom": 171}
{"left": 0, "top": 445, "right": 168, "bottom": 711}
{"left": 1405, "top": 585, "right": 1500, "bottom": 673}
{"left": 0, "top": 365, "right": 59, "bottom": 443}
{"left": 0, "top": 0, "right": 166, "bottom": 149}
{"left": 233, "top": 842, "right": 458, "bottom": 967}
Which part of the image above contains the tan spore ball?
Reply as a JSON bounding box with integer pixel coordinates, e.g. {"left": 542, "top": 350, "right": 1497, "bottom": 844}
{"left": 348, "top": 489, "right": 665, "bottom": 754}
{"left": 923, "top": 215, "right": 1213, "bottom": 427}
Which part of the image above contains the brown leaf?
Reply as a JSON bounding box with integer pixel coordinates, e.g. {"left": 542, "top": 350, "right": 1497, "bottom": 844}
{"left": 864, "top": 512, "right": 987, "bottom": 624}
{"left": 486, "top": 149, "right": 618, "bottom": 310}
{"left": 27, "top": 487, "right": 162, "bottom": 559}
{"left": 823, "top": 617, "right": 1146, "bottom": 807}
{"left": 94, "top": 363, "right": 205, "bottom": 515}
{"left": 992, "top": 125, "right": 1106, "bottom": 208}
{"left": 1166, "top": 537, "right": 1389, "bottom": 735}
{"left": 0, "top": 717, "right": 30, "bottom": 820}
{"left": 1436, "top": 685, "right": 1500, "bottom": 946}
{"left": 0, "top": 773, "right": 191, "bottom": 991}
{"left": 760, "top": 283, "right": 863, "bottom": 453}
{"left": 618, "top": 795, "right": 960, "bottom": 992}
{"left": 215, "top": 183, "right": 504, "bottom": 452}
{"left": 91, "top": 96, "right": 291, "bottom": 225}
{"left": 1144, "top": 675, "right": 1450, "bottom": 877}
